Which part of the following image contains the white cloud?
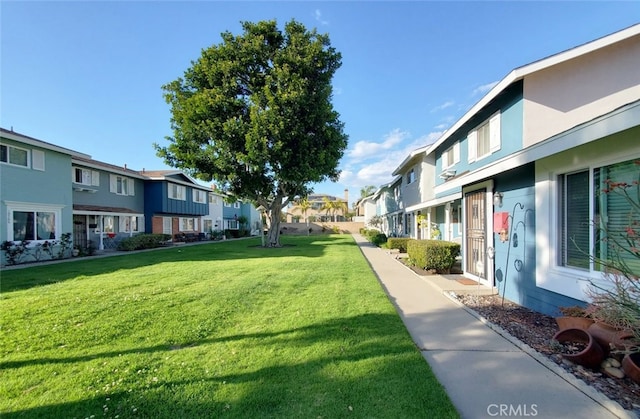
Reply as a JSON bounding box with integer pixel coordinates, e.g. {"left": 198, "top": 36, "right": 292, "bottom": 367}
{"left": 314, "top": 9, "right": 329, "bottom": 25}
{"left": 473, "top": 81, "right": 499, "bottom": 96}
{"left": 348, "top": 129, "right": 408, "bottom": 160}
{"left": 340, "top": 129, "right": 444, "bottom": 190}
{"left": 431, "top": 100, "right": 454, "bottom": 112}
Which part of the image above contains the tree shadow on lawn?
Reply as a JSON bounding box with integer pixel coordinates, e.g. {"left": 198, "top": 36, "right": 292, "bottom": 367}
{"left": 1, "top": 312, "right": 457, "bottom": 418}
{"left": 1, "top": 235, "right": 359, "bottom": 293}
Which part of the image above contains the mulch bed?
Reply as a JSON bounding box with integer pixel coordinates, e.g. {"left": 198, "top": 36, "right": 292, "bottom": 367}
{"left": 454, "top": 293, "right": 640, "bottom": 415}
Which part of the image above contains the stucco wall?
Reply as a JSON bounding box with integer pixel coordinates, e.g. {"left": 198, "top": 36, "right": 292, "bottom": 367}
{"left": 523, "top": 34, "right": 640, "bottom": 147}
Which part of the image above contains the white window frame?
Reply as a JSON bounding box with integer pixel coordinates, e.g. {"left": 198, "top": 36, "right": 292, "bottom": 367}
{"left": 0, "top": 143, "right": 30, "bottom": 168}
{"left": 32, "top": 150, "right": 45, "bottom": 171}
{"left": 406, "top": 168, "right": 416, "bottom": 184}
{"left": 556, "top": 158, "right": 639, "bottom": 274}
{"left": 468, "top": 112, "right": 501, "bottom": 163}
{"left": 5, "top": 201, "right": 63, "bottom": 243}
{"left": 442, "top": 141, "right": 460, "bottom": 170}
{"left": 118, "top": 216, "right": 140, "bottom": 233}
{"left": 193, "top": 189, "right": 207, "bottom": 204}
{"left": 110, "top": 174, "right": 134, "bottom": 196}
{"left": 73, "top": 167, "right": 100, "bottom": 186}
{"left": 226, "top": 219, "right": 239, "bottom": 230}
{"left": 180, "top": 217, "right": 198, "bottom": 231}
{"left": 234, "top": 201, "right": 241, "bottom": 209}
{"left": 168, "top": 183, "right": 186, "bottom": 200}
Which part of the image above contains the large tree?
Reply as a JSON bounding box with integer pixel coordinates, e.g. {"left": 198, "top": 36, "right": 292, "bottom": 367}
{"left": 156, "top": 20, "right": 348, "bottom": 247}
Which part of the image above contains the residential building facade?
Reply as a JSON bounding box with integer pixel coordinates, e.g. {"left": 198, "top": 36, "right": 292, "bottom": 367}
{"left": 1, "top": 128, "right": 89, "bottom": 263}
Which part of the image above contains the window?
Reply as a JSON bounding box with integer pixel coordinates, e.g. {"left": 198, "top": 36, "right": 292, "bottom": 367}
{"left": 209, "top": 194, "right": 219, "bottom": 204}
{"left": 180, "top": 217, "right": 198, "bottom": 231}
{"left": 12, "top": 211, "right": 56, "bottom": 241}
{"left": 203, "top": 219, "right": 213, "bottom": 232}
{"left": 224, "top": 201, "right": 232, "bottom": 207}
{"left": 1, "top": 144, "right": 29, "bottom": 167}
{"left": 103, "top": 216, "right": 115, "bottom": 233}
{"left": 234, "top": 201, "right": 241, "bottom": 209}
{"left": 468, "top": 112, "right": 501, "bottom": 163}
{"left": 558, "top": 159, "right": 640, "bottom": 274}
{"left": 168, "top": 183, "right": 186, "bottom": 200}
{"left": 73, "top": 167, "right": 100, "bottom": 186}
{"left": 119, "top": 216, "right": 140, "bottom": 233}
{"left": 6, "top": 203, "right": 62, "bottom": 242}
{"left": 559, "top": 170, "right": 590, "bottom": 269}
{"left": 193, "top": 189, "right": 207, "bottom": 204}
{"left": 442, "top": 142, "right": 460, "bottom": 169}
{"left": 110, "top": 175, "right": 134, "bottom": 196}
{"left": 226, "top": 219, "right": 239, "bottom": 230}
{"left": 406, "top": 168, "right": 416, "bottom": 184}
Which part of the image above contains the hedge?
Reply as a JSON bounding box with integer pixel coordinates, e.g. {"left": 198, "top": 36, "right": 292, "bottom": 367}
{"left": 386, "top": 238, "right": 410, "bottom": 253}
{"left": 117, "top": 234, "right": 171, "bottom": 251}
{"left": 407, "top": 239, "right": 460, "bottom": 273}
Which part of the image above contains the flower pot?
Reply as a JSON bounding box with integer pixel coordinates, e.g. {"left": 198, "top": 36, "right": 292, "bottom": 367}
{"left": 622, "top": 353, "right": 640, "bottom": 384}
{"left": 552, "top": 328, "right": 604, "bottom": 368}
{"left": 587, "top": 322, "right": 634, "bottom": 354}
{"left": 555, "top": 316, "right": 594, "bottom": 332}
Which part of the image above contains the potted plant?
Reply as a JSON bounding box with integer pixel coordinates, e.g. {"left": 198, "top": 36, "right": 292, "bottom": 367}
{"left": 72, "top": 246, "right": 80, "bottom": 257}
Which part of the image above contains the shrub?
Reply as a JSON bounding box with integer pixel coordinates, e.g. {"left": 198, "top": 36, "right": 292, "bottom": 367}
{"left": 387, "top": 238, "right": 410, "bottom": 253}
{"left": 407, "top": 239, "right": 460, "bottom": 273}
{"left": 117, "top": 234, "right": 170, "bottom": 251}
{"left": 369, "top": 232, "right": 387, "bottom": 247}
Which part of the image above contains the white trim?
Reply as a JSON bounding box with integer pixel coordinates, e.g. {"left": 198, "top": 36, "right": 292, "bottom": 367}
{"left": 435, "top": 100, "right": 640, "bottom": 196}
{"left": 535, "top": 150, "right": 640, "bottom": 301}
{"left": 32, "top": 149, "right": 45, "bottom": 171}
{"left": 426, "top": 24, "right": 640, "bottom": 154}
{"left": 405, "top": 192, "right": 462, "bottom": 212}
{"left": 461, "top": 180, "right": 494, "bottom": 287}
{"left": 4, "top": 201, "right": 64, "bottom": 242}
{"left": 1, "top": 130, "right": 90, "bottom": 158}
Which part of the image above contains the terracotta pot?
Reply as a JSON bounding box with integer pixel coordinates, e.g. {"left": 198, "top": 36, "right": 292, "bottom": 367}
{"left": 555, "top": 316, "right": 594, "bottom": 332}
{"left": 587, "top": 322, "right": 634, "bottom": 354}
{"left": 553, "top": 328, "right": 604, "bottom": 368}
{"left": 622, "top": 353, "right": 640, "bottom": 384}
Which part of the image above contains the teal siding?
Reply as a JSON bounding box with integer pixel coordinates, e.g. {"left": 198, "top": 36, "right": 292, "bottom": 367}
{"left": 0, "top": 139, "right": 74, "bottom": 242}
{"left": 492, "top": 163, "right": 585, "bottom": 316}
{"left": 435, "top": 81, "right": 524, "bottom": 194}
{"left": 73, "top": 170, "right": 145, "bottom": 213}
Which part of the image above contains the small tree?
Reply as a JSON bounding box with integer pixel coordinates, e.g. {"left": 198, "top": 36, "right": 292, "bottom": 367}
{"left": 156, "top": 19, "right": 348, "bottom": 247}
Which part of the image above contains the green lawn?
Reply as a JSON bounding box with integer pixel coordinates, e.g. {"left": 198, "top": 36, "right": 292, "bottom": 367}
{"left": 1, "top": 235, "right": 458, "bottom": 418}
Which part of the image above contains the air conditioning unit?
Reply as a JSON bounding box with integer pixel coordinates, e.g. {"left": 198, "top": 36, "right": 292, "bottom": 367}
{"left": 439, "top": 170, "right": 456, "bottom": 180}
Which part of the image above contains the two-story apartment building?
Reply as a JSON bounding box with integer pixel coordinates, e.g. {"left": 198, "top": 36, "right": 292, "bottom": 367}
{"left": 1, "top": 128, "right": 89, "bottom": 259}
{"left": 386, "top": 24, "right": 640, "bottom": 315}
{"left": 141, "top": 170, "right": 210, "bottom": 239}
{"left": 72, "top": 157, "right": 146, "bottom": 251}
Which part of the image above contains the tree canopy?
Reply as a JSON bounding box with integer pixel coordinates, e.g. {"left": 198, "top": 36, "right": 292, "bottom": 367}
{"left": 156, "top": 19, "right": 348, "bottom": 246}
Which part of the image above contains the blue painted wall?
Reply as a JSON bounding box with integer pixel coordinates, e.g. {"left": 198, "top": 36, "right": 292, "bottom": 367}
{"left": 492, "top": 163, "right": 585, "bottom": 316}
{"left": 73, "top": 167, "right": 144, "bottom": 213}
{"left": 435, "top": 81, "right": 524, "bottom": 194}
{"left": 0, "top": 138, "right": 74, "bottom": 242}
{"left": 143, "top": 181, "right": 208, "bottom": 232}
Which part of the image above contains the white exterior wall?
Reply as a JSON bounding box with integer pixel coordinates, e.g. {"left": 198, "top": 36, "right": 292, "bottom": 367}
{"left": 523, "top": 34, "right": 640, "bottom": 147}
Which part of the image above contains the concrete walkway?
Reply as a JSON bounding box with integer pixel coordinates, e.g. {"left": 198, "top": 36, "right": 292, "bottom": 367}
{"left": 352, "top": 234, "right": 633, "bottom": 419}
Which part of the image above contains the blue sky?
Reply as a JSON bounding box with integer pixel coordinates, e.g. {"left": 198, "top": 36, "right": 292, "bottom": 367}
{"left": 2, "top": 1, "right": 639, "bottom": 205}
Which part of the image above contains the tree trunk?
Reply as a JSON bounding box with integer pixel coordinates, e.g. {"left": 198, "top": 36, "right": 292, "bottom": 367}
{"left": 265, "top": 199, "right": 283, "bottom": 247}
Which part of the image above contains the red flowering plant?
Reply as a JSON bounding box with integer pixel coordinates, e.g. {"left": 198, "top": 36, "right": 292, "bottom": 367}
{"left": 585, "top": 160, "right": 640, "bottom": 353}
